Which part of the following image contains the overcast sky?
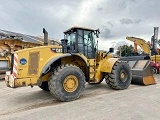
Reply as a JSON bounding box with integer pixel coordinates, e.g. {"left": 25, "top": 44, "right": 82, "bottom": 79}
{"left": 0, "top": 0, "right": 160, "bottom": 50}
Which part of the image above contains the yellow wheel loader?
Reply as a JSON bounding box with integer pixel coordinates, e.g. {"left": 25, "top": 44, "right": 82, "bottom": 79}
{"left": 5, "top": 27, "right": 135, "bottom": 102}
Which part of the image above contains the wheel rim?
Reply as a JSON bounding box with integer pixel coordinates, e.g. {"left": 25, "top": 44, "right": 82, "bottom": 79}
{"left": 120, "top": 72, "right": 125, "bottom": 79}
{"left": 120, "top": 70, "right": 127, "bottom": 82}
{"left": 63, "top": 75, "right": 79, "bottom": 92}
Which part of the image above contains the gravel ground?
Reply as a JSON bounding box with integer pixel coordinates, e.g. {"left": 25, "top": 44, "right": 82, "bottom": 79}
{"left": 0, "top": 75, "right": 159, "bottom": 120}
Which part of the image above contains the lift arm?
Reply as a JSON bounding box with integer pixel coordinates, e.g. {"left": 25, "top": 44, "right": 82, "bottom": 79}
{"left": 126, "top": 36, "right": 151, "bottom": 55}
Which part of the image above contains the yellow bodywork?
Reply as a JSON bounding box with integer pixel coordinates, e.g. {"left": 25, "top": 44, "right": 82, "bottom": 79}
{"left": 5, "top": 26, "right": 119, "bottom": 87}
{"left": 13, "top": 45, "right": 62, "bottom": 86}
{"left": 16, "top": 46, "right": 62, "bottom": 78}
{"left": 100, "top": 58, "right": 118, "bottom": 73}
{"left": 10, "top": 45, "right": 118, "bottom": 87}
{"left": 151, "top": 55, "right": 160, "bottom": 62}
{"left": 0, "top": 38, "right": 44, "bottom": 78}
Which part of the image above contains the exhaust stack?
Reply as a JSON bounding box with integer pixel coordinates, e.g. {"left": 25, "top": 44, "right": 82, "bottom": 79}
{"left": 43, "top": 28, "right": 48, "bottom": 45}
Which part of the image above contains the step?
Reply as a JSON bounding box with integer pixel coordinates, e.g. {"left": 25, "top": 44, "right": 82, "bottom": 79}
{"left": 90, "top": 71, "right": 96, "bottom": 74}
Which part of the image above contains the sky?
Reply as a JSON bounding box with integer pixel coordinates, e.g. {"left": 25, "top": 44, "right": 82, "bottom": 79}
{"left": 0, "top": 0, "right": 160, "bottom": 50}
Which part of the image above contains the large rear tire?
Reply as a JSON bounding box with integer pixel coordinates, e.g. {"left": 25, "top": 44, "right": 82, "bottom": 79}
{"left": 48, "top": 64, "right": 85, "bottom": 102}
{"left": 105, "top": 61, "right": 132, "bottom": 90}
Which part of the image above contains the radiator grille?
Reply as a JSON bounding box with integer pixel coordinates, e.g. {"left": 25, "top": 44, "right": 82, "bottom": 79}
{"left": 29, "top": 52, "right": 39, "bottom": 74}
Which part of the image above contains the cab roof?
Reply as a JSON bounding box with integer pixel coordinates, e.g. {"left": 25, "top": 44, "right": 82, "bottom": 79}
{"left": 63, "top": 26, "right": 95, "bottom": 34}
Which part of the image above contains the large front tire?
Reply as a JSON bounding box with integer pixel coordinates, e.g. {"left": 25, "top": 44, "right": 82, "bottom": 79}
{"left": 48, "top": 64, "right": 85, "bottom": 102}
{"left": 105, "top": 61, "right": 132, "bottom": 90}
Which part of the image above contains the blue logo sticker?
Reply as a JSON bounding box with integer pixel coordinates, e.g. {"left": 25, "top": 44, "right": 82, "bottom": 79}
{"left": 20, "top": 58, "right": 27, "bottom": 65}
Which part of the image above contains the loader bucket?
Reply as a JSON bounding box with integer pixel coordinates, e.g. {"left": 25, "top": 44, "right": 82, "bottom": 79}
{"left": 128, "top": 60, "right": 156, "bottom": 85}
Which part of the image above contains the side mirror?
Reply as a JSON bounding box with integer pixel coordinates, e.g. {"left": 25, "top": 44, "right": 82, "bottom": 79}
{"left": 103, "top": 47, "right": 114, "bottom": 58}
{"left": 109, "top": 48, "right": 114, "bottom": 53}
{"left": 61, "top": 39, "right": 68, "bottom": 45}
{"left": 95, "top": 29, "right": 100, "bottom": 38}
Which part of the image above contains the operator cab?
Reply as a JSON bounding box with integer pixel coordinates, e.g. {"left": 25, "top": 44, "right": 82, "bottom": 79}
{"left": 61, "top": 26, "right": 100, "bottom": 59}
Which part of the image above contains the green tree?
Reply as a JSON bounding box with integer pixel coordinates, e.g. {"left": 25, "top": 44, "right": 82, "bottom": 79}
{"left": 116, "top": 45, "right": 134, "bottom": 57}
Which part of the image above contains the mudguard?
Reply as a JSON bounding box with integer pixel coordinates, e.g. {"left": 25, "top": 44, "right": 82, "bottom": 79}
{"left": 100, "top": 58, "right": 119, "bottom": 73}
{"left": 40, "top": 53, "right": 71, "bottom": 76}
{"left": 40, "top": 53, "right": 88, "bottom": 76}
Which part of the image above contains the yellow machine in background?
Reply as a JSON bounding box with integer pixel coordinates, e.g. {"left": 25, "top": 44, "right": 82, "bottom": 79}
{"left": 126, "top": 36, "right": 160, "bottom": 62}
{"left": 125, "top": 36, "right": 160, "bottom": 75}
{"left": 126, "top": 36, "right": 151, "bottom": 55}
{"left": 5, "top": 26, "right": 155, "bottom": 102}
{"left": 126, "top": 27, "right": 160, "bottom": 62}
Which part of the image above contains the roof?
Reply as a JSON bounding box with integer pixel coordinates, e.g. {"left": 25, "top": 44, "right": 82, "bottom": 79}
{"left": 0, "top": 29, "right": 43, "bottom": 44}
{"left": 63, "top": 26, "right": 95, "bottom": 34}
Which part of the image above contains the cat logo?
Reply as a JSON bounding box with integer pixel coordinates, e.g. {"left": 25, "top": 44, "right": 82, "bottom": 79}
{"left": 51, "top": 48, "right": 62, "bottom": 53}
